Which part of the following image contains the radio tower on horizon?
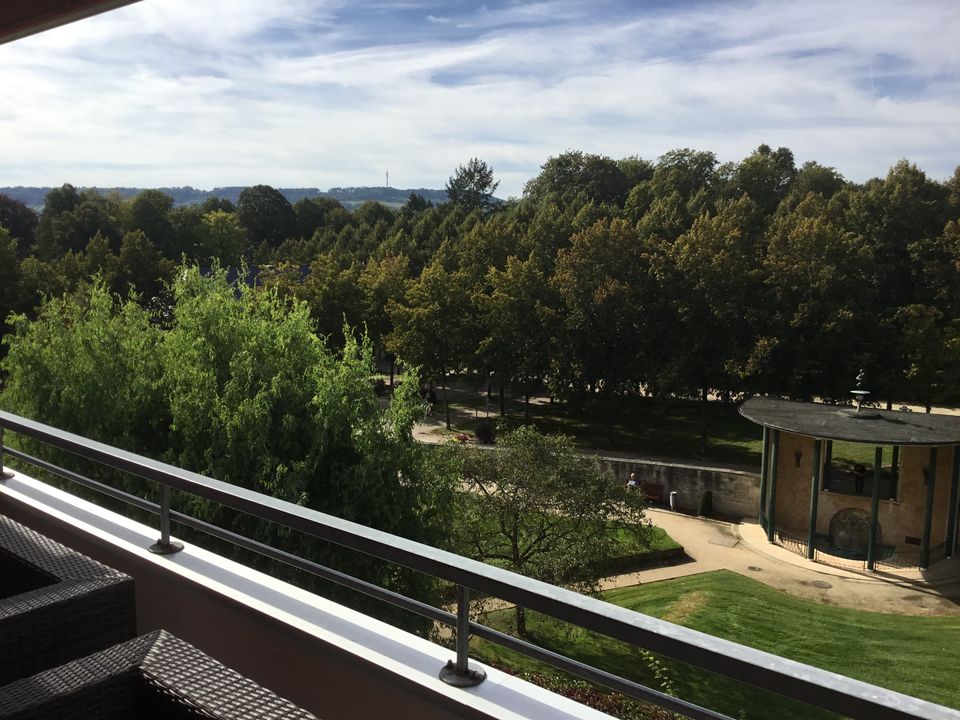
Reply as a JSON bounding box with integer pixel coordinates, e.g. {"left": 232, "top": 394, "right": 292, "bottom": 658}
{"left": 385, "top": 168, "right": 389, "bottom": 188}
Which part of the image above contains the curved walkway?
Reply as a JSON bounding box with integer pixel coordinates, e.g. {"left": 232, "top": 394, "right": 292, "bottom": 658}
{"left": 599, "top": 509, "right": 960, "bottom": 616}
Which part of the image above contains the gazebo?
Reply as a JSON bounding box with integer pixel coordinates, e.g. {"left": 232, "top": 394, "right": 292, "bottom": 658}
{"left": 739, "top": 397, "right": 960, "bottom": 570}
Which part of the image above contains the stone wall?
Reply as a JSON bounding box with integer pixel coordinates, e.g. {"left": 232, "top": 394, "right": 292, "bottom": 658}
{"left": 595, "top": 455, "right": 760, "bottom": 518}
{"left": 425, "top": 442, "right": 761, "bottom": 519}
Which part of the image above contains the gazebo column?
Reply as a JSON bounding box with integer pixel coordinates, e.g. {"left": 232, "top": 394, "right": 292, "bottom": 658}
{"left": 947, "top": 446, "right": 960, "bottom": 559}
{"left": 758, "top": 427, "right": 769, "bottom": 529}
{"left": 823, "top": 440, "right": 833, "bottom": 490}
{"left": 866, "top": 447, "right": 883, "bottom": 571}
{"left": 920, "top": 447, "right": 938, "bottom": 570}
{"left": 765, "top": 430, "right": 780, "bottom": 543}
{"left": 806, "top": 440, "right": 822, "bottom": 559}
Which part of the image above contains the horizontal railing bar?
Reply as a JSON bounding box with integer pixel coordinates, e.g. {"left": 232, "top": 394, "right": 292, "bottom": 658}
{"left": 173, "top": 509, "right": 725, "bottom": 718}
{"left": 468, "top": 621, "right": 733, "bottom": 720}
{"left": 174, "top": 507, "right": 727, "bottom": 718}
{"left": 168, "top": 509, "right": 452, "bottom": 627}
{"left": 3, "top": 446, "right": 158, "bottom": 515}
{"left": 1, "top": 411, "right": 955, "bottom": 720}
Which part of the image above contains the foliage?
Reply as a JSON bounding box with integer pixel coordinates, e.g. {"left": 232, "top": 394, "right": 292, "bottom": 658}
{"left": 0, "top": 268, "right": 456, "bottom": 629}
{"left": 451, "top": 425, "right": 650, "bottom": 634}
{"left": 237, "top": 184, "right": 297, "bottom": 247}
{"left": 0, "top": 194, "right": 39, "bottom": 257}
{"left": 473, "top": 418, "right": 496, "bottom": 444}
{"left": 445, "top": 158, "right": 500, "bottom": 213}
{"left": 6, "top": 150, "right": 960, "bottom": 454}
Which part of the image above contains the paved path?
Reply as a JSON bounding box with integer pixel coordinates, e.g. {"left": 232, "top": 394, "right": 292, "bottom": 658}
{"left": 406, "top": 375, "right": 960, "bottom": 615}
{"left": 598, "top": 509, "right": 960, "bottom": 616}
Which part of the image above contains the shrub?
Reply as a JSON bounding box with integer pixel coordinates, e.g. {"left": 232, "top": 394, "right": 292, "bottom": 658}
{"left": 474, "top": 419, "right": 496, "bottom": 444}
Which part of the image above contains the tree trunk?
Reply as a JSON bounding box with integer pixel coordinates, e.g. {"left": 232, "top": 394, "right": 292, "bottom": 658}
{"left": 443, "top": 373, "right": 451, "bottom": 430}
{"left": 389, "top": 357, "right": 395, "bottom": 387}
{"left": 605, "top": 391, "right": 614, "bottom": 447}
{"left": 524, "top": 394, "right": 531, "bottom": 424}
{"left": 699, "top": 386, "right": 709, "bottom": 456}
{"left": 499, "top": 384, "right": 505, "bottom": 417}
{"left": 515, "top": 605, "right": 527, "bottom": 637}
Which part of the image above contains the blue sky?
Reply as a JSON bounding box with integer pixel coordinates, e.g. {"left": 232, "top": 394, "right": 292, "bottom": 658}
{"left": 1, "top": 0, "right": 958, "bottom": 197}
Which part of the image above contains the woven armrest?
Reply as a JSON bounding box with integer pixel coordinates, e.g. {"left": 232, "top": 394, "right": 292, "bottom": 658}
{"left": 0, "top": 516, "right": 136, "bottom": 685}
{"left": 0, "top": 630, "right": 318, "bottom": 719}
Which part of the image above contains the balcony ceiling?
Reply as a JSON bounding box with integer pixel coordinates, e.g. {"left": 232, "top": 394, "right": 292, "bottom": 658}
{"left": 0, "top": 0, "right": 141, "bottom": 45}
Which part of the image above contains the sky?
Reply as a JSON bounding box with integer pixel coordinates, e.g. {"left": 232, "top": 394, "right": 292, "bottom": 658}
{"left": 1, "top": 0, "right": 958, "bottom": 198}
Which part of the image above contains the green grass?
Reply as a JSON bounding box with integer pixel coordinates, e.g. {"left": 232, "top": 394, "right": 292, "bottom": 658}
{"left": 441, "top": 390, "right": 888, "bottom": 468}
{"left": 608, "top": 524, "right": 680, "bottom": 553}
{"left": 472, "top": 570, "right": 960, "bottom": 719}
{"left": 444, "top": 394, "right": 765, "bottom": 464}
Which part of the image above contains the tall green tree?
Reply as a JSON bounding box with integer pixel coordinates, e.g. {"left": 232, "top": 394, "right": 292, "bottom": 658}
{"left": 474, "top": 251, "right": 558, "bottom": 419}
{"left": 445, "top": 158, "right": 500, "bottom": 214}
{"left": 1, "top": 268, "right": 455, "bottom": 630}
{"left": 237, "top": 184, "right": 297, "bottom": 247}
{"left": 552, "top": 218, "right": 653, "bottom": 440}
{"left": 387, "top": 247, "right": 476, "bottom": 429}
{"left": 0, "top": 194, "right": 39, "bottom": 257}
{"left": 453, "top": 426, "right": 649, "bottom": 635}
{"left": 125, "top": 190, "right": 177, "bottom": 256}
{"left": 198, "top": 210, "right": 247, "bottom": 266}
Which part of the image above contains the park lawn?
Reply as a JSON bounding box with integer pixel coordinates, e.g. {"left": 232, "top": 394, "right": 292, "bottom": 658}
{"left": 608, "top": 523, "right": 680, "bottom": 553}
{"left": 472, "top": 570, "right": 960, "bottom": 720}
{"left": 444, "top": 394, "right": 884, "bottom": 468}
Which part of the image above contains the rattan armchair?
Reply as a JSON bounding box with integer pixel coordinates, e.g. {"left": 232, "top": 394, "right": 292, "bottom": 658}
{"left": 0, "top": 515, "right": 136, "bottom": 685}
{"left": 0, "top": 629, "right": 318, "bottom": 719}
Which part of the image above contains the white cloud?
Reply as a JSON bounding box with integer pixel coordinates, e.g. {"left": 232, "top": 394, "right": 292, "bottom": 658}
{"left": 0, "top": 0, "right": 957, "bottom": 196}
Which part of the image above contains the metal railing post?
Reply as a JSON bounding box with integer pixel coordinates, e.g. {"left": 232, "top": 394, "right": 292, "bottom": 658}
{"left": 0, "top": 427, "right": 13, "bottom": 479}
{"left": 439, "top": 585, "right": 486, "bottom": 687}
{"left": 149, "top": 484, "right": 184, "bottom": 554}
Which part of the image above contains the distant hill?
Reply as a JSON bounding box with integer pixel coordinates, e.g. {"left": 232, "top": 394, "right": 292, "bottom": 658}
{"left": 0, "top": 185, "right": 451, "bottom": 211}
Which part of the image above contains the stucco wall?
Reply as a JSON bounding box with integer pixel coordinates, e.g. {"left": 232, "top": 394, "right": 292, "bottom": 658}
{"left": 597, "top": 456, "right": 759, "bottom": 518}
{"left": 770, "top": 432, "right": 956, "bottom": 550}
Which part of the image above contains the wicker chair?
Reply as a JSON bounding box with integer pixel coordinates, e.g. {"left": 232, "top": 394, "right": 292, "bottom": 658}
{"left": 0, "top": 515, "right": 136, "bottom": 685}
{"left": 0, "top": 629, "right": 318, "bottom": 719}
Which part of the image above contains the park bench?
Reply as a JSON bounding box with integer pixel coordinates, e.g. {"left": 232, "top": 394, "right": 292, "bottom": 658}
{"left": 643, "top": 482, "right": 664, "bottom": 505}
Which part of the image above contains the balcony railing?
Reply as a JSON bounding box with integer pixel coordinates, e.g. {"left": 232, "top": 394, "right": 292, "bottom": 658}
{"left": 0, "top": 409, "right": 956, "bottom": 720}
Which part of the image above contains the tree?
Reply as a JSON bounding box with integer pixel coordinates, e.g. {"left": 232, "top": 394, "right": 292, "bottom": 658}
{"left": 0, "top": 194, "right": 39, "bottom": 257}
{"left": 657, "top": 197, "right": 764, "bottom": 451}
{"left": 453, "top": 426, "right": 649, "bottom": 635}
{"left": 386, "top": 247, "right": 476, "bottom": 429}
{"left": 551, "top": 218, "right": 654, "bottom": 441}
{"left": 359, "top": 253, "right": 411, "bottom": 382}
{"left": 523, "top": 151, "right": 632, "bottom": 208}
{"left": 752, "top": 193, "right": 875, "bottom": 399}
{"left": 236, "top": 184, "right": 297, "bottom": 247}
{"left": 445, "top": 158, "right": 500, "bottom": 213}
{"left": 725, "top": 144, "right": 797, "bottom": 216}
{"left": 1, "top": 267, "right": 456, "bottom": 631}
{"left": 112, "top": 230, "right": 174, "bottom": 299}
{"left": 125, "top": 190, "right": 176, "bottom": 256}
{"left": 36, "top": 188, "right": 122, "bottom": 258}
{"left": 0, "top": 228, "right": 22, "bottom": 347}
{"left": 198, "top": 210, "right": 247, "bottom": 265}
{"left": 473, "top": 251, "right": 558, "bottom": 419}
{"left": 294, "top": 196, "right": 349, "bottom": 239}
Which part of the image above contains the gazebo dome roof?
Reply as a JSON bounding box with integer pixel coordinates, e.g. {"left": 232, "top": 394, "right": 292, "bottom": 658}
{"left": 739, "top": 397, "right": 960, "bottom": 446}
